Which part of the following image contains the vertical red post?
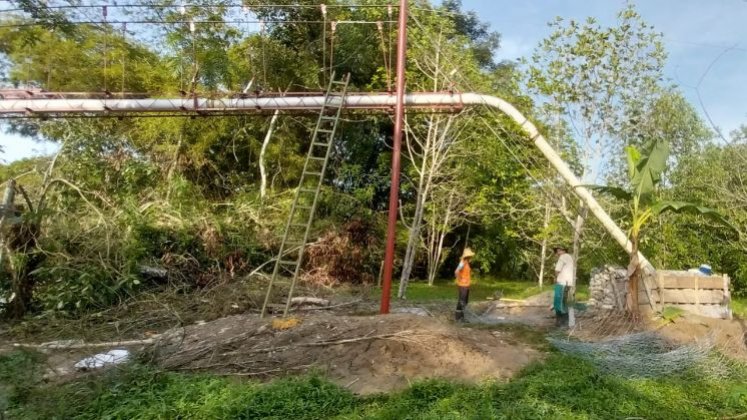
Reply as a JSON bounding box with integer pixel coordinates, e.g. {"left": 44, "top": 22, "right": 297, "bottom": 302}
{"left": 380, "top": 0, "right": 408, "bottom": 314}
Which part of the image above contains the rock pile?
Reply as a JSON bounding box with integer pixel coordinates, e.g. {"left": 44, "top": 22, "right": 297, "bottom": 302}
{"left": 588, "top": 265, "right": 628, "bottom": 310}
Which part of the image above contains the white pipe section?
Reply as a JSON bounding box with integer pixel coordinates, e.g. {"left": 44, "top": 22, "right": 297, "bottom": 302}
{"left": 0, "top": 92, "right": 652, "bottom": 270}
{"left": 468, "top": 94, "right": 654, "bottom": 272}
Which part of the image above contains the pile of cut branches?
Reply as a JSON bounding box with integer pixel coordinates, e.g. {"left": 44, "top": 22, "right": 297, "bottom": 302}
{"left": 302, "top": 219, "right": 380, "bottom": 286}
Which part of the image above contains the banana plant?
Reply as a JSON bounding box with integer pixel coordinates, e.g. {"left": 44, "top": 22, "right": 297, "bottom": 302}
{"left": 587, "top": 139, "right": 733, "bottom": 315}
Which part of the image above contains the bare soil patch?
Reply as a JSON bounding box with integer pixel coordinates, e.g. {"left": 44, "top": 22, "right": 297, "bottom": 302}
{"left": 657, "top": 312, "right": 747, "bottom": 360}
{"left": 150, "top": 313, "right": 542, "bottom": 394}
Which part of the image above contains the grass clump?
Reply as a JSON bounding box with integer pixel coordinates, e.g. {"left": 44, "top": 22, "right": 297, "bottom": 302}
{"left": 0, "top": 350, "right": 45, "bottom": 412}
{"left": 4, "top": 352, "right": 747, "bottom": 419}
{"left": 5, "top": 363, "right": 357, "bottom": 420}
{"left": 732, "top": 297, "right": 747, "bottom": 318}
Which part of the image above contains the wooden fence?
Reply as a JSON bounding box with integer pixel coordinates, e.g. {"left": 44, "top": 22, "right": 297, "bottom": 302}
{"left": 639, "top": 270, "right": 732, "bottom": 319}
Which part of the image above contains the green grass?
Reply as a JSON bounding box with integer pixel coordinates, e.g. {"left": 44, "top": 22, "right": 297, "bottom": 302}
{"left": 4, "top": 351, "right": 746, "bottom": 419}
{"left": 382, "top": 278, "right": 589, "bottom": 302}
{"left": 0, "top": 349, "right": 45, "bottom": 414}
{"left": 733, "top": 297, "right": 747, "bottom": 318}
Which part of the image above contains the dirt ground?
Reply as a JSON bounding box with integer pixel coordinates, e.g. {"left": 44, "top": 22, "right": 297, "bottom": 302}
{"left": 5, "top": 284, "right": 746, "bottom": 393}
{"left": 149, "top": 313, "right": 543, "bottom": 394}
{"left": 658, "top": 312, "right": 747, "bottom": 360}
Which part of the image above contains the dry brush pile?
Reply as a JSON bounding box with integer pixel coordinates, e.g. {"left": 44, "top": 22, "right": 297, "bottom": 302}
{"left": 148, "top": 313, "right": 541, "bottom": 394}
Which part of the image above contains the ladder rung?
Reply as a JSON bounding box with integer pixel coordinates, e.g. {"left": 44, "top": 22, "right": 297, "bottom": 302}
{"left": 317, "top": 128, "right": 334, "bottom": 134}
{"left": 308, "top": 156, "right": 326, "bottom": 161}
{"left": 304, "top": 171, "right": 323, "bottom": 176}
{"left": 331, "top": 80, "right": 347, "bottom": 85}
{"left": 312, "top": 141, "right": 330, "bottom": 147}
{"left": 320, "top": 115, "right": 337, "bottom": 121}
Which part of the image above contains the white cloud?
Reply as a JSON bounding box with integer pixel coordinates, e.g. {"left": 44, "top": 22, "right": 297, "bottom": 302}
{"left": 0, "top": 131, "right": 58, "bottom": 164}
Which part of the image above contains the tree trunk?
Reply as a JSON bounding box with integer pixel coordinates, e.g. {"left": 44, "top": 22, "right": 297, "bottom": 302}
{"left": 626, "top": 240, "right": 641, "bottom": 317}
{"left": 166, "top": 132, "right": 183, "bottom": 199}
{"left": 1, "top": 180, "right": 46, "bottom": 319}
{"left": 425, "top": 214, "right": 438, "bottom": 286}
{"left": 398, "top": 191, "right": 426, "bottom": 298}
{"left": 5, "top": 222, "right": 42, "bottom": 319}
{"left": 538, "top": 202, "right": 550, "bottom": 288}
{"left": 0, "top": 180, "right": 17, "bottom": 270}
{"left": 425, "top": 194, "right": 454, "bottom": 286}
{"left": 260, "top": 109, "right": 281, "bottom": 199}
{"left": 571, "top": 205, "right": 588, "bottom": 284}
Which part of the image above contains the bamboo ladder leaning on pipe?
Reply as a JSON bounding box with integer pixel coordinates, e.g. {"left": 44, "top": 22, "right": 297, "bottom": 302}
{"left": 260, "top": 72, "right": 351, "bottom": 318}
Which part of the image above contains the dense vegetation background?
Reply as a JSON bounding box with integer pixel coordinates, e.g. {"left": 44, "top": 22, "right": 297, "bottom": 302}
{"left": 0, "top": 0, "right": 745, "bottom": 319}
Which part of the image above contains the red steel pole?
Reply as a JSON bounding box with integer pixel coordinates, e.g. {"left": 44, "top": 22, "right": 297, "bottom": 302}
{"left": 380, "top": 0, "right": 408, "bottom": 314}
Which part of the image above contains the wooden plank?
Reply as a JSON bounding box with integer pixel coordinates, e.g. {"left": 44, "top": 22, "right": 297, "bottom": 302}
{"left": 724, "top": 274, "right": 733, "bottom": 320}
{"left": 694, "top": 273, "right": 700, "bottom": 312}
{"left": 661, "top": 289, "right": 725, "bottom": 304}
{"left": 650, "top": 289, "right": 660, "bottom": 302}
{"left": 670, "top": 304, "right": 729, "bottom": 319}
{"left": 641, "top": 273, "right": 656, "bottom": 311}
{"left": 659, "top": 276, "right": 724, "bottom": 290}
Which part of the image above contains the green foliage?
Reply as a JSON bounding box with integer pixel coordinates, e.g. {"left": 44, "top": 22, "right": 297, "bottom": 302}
{"left": 0, "top": 22, "right": 169, "bottom": 92}
{"left": 6, "top": 355, "right": 747, "bottom": 419}
{"left": 592, "top": 139, "right": 728, "bottom": 246}
{"left": 732, "top": 297, "right": 747, "bottom": 318}
{"left": 622, "top": 90, "right": 713, "bottom": 166}
{"left": 628, "top": 139, "right": 669, "bottom": 201}
{"left": 527, "top": 3, "right": 667, "bottom": 149}
{"left": 660, "top": 306, "right": 684, "bottom": 323}
{"left": 647, "top": 133, "right": 747, "bottom": 294}
{"left": 0, "top": 350, "right": 45, "bottom": 411}
{"left": 7, "top": 365, "right": 357, "bottom": 420}
{"left": 589, "top": 139, "right": 732, "bottom": 312}
{"left": 1, "top": 0, "right": 735, "bottom": 317}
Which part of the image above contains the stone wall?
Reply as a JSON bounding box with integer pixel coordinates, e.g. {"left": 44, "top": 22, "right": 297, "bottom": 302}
{"left": 587, "top": 266, "right": 732, "bottom": 319}
{"left": 588, "top": 265, "right": 628, "bottom": 310}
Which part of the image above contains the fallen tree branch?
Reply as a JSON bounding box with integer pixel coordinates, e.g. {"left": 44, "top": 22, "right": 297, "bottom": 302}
{"left": 13, "top": 331, "right": 181, "bottom": 350}
{"left": 290, "top": 297, "right": 330, "bottom": 307}
{"left": 139, "top": 264, "right": 168, "bottom": 278}
{"left": 247, "top": 243, "right": 314, "bottom": 279}
{"left": 297, "top": 330, "right": 416, "bottom": 348}
{"left": 298, "top": 299, "right": 362, "bottom": 312}
{"left": 14, "top": 338, "right": 157, "bottom": 350}
{"left": 209, "top": 364, "right": 313, "bottom": 377}
{"left": 218, "top": 330, "right": 419, "bottom": 358}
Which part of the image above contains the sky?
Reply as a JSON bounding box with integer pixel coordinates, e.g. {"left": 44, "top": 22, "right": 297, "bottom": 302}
{"left": 463, "top": 0, "right": 747, "bottom": 139}
{"left": 1, "top": 0, "right": 746, "bottom": 163}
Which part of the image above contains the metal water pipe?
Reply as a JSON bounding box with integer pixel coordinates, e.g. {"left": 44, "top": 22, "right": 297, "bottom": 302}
{"left": 0, "top": 92, "right": 654, "bottom": 271}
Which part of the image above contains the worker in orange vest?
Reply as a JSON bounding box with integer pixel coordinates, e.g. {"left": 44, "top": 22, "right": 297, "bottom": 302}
{"left": 454, "top": 248, "right": 475, "bottom": 322}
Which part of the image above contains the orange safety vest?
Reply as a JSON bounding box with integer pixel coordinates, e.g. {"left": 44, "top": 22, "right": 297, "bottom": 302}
{"left": 456, "top": 259, "right": 471, "bottom": 287}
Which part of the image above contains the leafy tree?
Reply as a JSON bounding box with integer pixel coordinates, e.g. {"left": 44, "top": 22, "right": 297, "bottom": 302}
{"left": 527, "top": 4, "right": 667, "bottom": 275}
{"left": 588, "top": 139, "right": 732, "bottom": 315}
{"left": 650, "top": 125, "right": 747, "bottom": 294}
